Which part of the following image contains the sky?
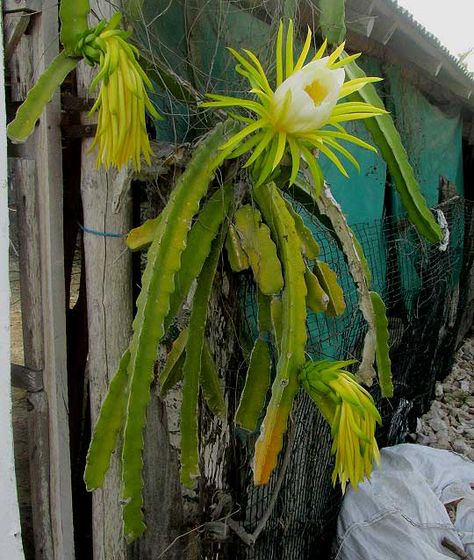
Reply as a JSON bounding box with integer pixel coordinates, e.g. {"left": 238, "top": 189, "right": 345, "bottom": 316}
{"left": 396, "top": 0, "right": 474, "bottom": 71}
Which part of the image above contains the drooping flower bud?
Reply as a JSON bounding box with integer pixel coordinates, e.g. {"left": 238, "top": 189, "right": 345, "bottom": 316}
{"left": 84, "top": 15, "right": 160, "bottom": 170}
{"left": 300, "top": 359, "right": 382, "bottom": 492}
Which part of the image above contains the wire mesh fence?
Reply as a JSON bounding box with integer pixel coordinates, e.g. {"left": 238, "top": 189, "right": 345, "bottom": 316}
{"left": 201, "top": 196, "right": 473, "bottom": 560}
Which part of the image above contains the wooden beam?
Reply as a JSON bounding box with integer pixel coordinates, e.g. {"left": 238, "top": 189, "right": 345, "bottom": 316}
{"left": 345, "top": 7, "right": 375, "bottom": 38}
{"left": 3, "top": 12, "right": 30, "bottom": 60}
{"left": 3, "top": 0, "right": 41, "bottom": 14}
{"left": 17, "top": 2, "right": 75, "bottom": 557}
{"left": 76, "top": 4, "right": 133, "bottom": 557}
{"left": 368, "top": 0, "right": 474, "bottom": 108}
{"left": 11, "top": 363, "right": 43, "bottom": 393}
{"left": 9, "top": 155, "right": 55, "bottom": 560}
{"left": 370, "top": 19, "right": 398, "bottom": 45}
{"left": 5, "top": 14, "right": 32, "bottom": 102}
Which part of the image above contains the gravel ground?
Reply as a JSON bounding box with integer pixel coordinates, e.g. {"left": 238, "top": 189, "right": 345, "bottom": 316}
{"left": 412, "top": 335, "right": 474, "bottom": 461}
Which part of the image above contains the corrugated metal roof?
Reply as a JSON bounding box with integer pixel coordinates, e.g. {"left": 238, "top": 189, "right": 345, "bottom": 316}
{"left": 384, "top": 0, "right": 474, "bottom": 83}
{"left": 341, "top": 0, "right": 474, "bottom": 114}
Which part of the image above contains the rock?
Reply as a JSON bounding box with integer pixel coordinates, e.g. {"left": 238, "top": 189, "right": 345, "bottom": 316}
{"left": 416, "top": 434, "right": 431, "bottom": 446}
{"left": 462, "top": 427, "right": 474, "bottom": 439}
{"left": 429, "top": 417, "right": 449, "bottom": 432}
{"left": 453, "top": 439, "right": 469, "bottom": 455}
{"left": 414, "top": 336, "right": 474, "bottom": 460}
{"left": 436, "top": 438, "right": 451, "bottom": 450}
{"left": 460, "top": 380, "right": 470, "bottom": 393}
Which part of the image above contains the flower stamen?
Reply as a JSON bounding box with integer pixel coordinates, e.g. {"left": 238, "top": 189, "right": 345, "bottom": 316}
{"left": 305, "top": 80, "right": 329, "bottom": 106}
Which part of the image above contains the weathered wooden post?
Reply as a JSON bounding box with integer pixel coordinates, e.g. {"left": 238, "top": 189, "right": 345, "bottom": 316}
{"left": 4, "top": 0, "right": 76, "bottom": 557}
{"left": 76, "top": 0, "right": 133, "bottom": 555}
{"left": 76, "top": 3, "right": 188, "bottom": 556}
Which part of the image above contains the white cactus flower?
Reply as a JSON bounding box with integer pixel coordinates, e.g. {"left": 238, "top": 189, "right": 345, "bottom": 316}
{"left": 202, "top": 20, "right": 387, "bottom": 190}
{"left": 272, "top": 58, "right": 345, "bottom": 134}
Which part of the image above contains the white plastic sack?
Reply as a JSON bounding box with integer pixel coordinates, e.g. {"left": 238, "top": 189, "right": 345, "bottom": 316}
{"left": 335, "top": 444, "right": 474, "bottom": 560}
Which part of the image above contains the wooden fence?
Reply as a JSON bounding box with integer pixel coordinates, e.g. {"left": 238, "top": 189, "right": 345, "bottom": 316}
{"left": 5, "top": 0, "right": 74, "bottom": 557}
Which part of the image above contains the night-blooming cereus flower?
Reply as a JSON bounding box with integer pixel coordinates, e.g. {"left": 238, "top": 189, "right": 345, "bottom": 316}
{"left": 300, "top": 359, "right": 382, "bottom": 492}
{"left": 82, "top": 14, "right": 160, "bottom": 171}
{"left": 201, "top": 21, "right": 386, "bottom": 190}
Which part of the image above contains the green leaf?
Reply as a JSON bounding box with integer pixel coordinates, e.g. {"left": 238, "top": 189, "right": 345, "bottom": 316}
{"left": 370, "top": 291, "right": 394, "bottom": 397}
{"left": 295, "top": 178, "right": 377, "bottom": 386}
{"left": 235, "top": 338, "right": 272, "bottom": 432}
{"left": 284, "top": 200, "right": 320, "bottom": 259}
{"left": 180, "top": 233, "right": 224, "bottom": 487}
{"left": 257, "top": 290, "right": 273, "bottom": 333}
{"left": 313, "top": 261, "right": 346, "bottom": 316}
{"left": 159, "top": 328, "right": 188, "bottom": 396}
{"left": 165, "top": 183, "right": 234, "bottom": 332}
{"left": 235, "top": 291, "right": 272, "bottom": 431}
{"left": 225, "top": 223, "right": 250, "bottom": 272}
{"left": 84, "top": 350, "right": 130, "bottom": 491}
{"left": 200, "top": 339, "right": 226, "bottom": 419}
{"left": 59, "top": 0, "right": 90, "bottom": 54}
{"left": 343, "top": 56, "right": 442, "bottom": 244}
{"left": 288, "top": 185, "right": 371, "bottom": 285}
{"left": 319, "top": 0, "right": 346, "bottom": 45}
{"left": 270, "top": 297, "right": 283, "bottom": 353}
{"left": 233, "top": 205, "right": 284, "bottom": 295}
{"left": 305, "top": 266, "right": 329, "bottom": 313}
{"left": 7, "top": 51, "right": 78, "bottom": 143}
{"left": 120, "top": 121, "right": 235, "bottom": 541}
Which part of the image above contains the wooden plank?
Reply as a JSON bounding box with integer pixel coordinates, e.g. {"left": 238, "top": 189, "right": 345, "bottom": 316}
{"left": 7, "top": 28, "right": 32, "bottom": 102}
{"left": 9, "top": 155, "right": 55, "bottom": 560}
{"left": 3, "top": 0, "right": 41, "bottom": 14}
{"left": 131, "top": 395, "right": 186, "bottom": 559}
{"left": 11, "top": 363, "right": 43, "bottom": 392}
{"left": 22, "top": 2, "right": 75, "bottom": 557}
{"left": 77, "top": 4, "right": 190, "bottom": 556}
{"left": 0, "top": 10, "right": 26, "bottom": 559}
{"left": 79, "top": 148, "right": 133, "bottom": 560}
{"left": 3, "top": 12, "right": 30, "bottom": 60}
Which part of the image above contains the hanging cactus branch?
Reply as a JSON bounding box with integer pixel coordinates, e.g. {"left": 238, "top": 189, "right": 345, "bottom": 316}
{"left": 77, "top": 8, "right": 448, "bottom": 542}
{"left": 8, "top": 0, "right": 446, "bottom": 541}
{"left": 7, "top": 52, "right": 79, "bottom": 143}
{"left": 252, "top": 183, "right": 308, "bottom": 484}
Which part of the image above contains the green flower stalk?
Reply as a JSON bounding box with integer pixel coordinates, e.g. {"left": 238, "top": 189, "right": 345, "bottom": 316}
{"left": 300, "top": 359, "right": 381, "bottom": 492}
{"left": 202, "top": 20, "right": 386, "bottom": 190}
{"left": 83, "top": 15, "right": 160, "bottom": 170}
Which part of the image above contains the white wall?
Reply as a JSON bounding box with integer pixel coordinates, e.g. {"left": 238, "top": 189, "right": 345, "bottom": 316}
{"left": 0, "top": 10, "right": 26, "bottom": 560}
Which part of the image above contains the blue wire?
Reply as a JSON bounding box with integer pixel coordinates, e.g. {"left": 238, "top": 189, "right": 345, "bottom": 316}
{"left": 78, "top": 222, "right": 125, "bottom": 238}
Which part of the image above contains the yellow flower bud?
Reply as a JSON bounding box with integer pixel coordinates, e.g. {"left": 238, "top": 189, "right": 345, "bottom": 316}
{"left": 87, "top": 19, "right": 160, "bottom": 171}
